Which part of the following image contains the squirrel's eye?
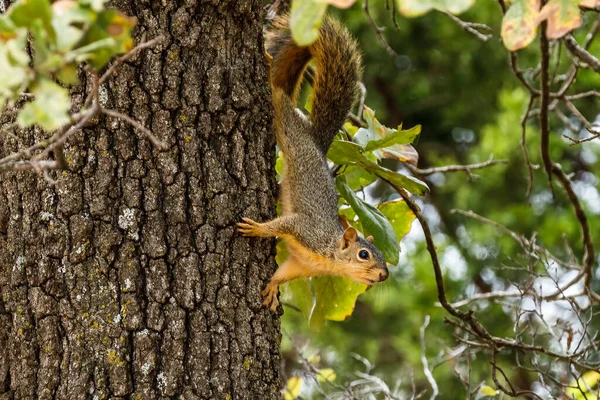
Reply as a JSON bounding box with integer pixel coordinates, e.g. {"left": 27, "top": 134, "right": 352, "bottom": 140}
{"left": 358, "top": 249, "right": 370, "bottom": 260}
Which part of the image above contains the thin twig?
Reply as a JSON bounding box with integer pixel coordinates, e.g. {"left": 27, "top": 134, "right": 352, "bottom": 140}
{"left": 390, "top": 0, "right": 400, "bottom": 32}
{"left": 565, "top": 90, "right": 600, "bottom": 100}
{"left": 451, "top": 209, "right": 581, "bottom": 271}
{"left": 563, "top": 35, "right": 600, "bottom": 73}
{"left": 521, "top": 96, "right": 537, "bottom": 197}
{"left": 442, "top": 11, "right": 493, "bottom": 42}
{"left": 100, "top": 36, "right": 165, "bottom": 87}
{"left": 409, "top": 156, "right": 508, "bottom": 178}
{"left": 420, "top": 316, "right": 439, "bottom": 400}
{"left": 0, "top": 159, "right": 58, "bottom": 171}
{"left": 83, "top": 36, "right": 165, "bottom": 110}
{"left": 363, "top": 0, "right": 397, "bottom": 57}
{"left": 102, "top": 108, "right": 168, "bottom": 150}
{"left": 552, "top": 164, "right": 595, "bottom": 289}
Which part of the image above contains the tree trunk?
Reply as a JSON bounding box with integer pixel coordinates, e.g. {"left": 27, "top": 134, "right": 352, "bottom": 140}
{"left": 0, "top": 1, "right": 281, "bottom": 399}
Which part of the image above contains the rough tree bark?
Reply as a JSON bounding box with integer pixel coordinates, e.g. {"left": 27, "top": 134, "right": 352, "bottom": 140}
{"left": 0, "top": 0, "right": 281, "bottom": 399}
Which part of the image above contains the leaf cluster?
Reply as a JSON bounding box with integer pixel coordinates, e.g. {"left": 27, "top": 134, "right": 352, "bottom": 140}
{"left": 0, "top": 0, "right": 135, "bottom": 131}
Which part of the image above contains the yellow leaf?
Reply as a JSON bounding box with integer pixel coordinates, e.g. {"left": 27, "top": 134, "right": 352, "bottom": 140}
{"left": 317, "top": 368, "right": 337, "bottom": 382}
{"left": 566, "top": 371, "right": 600, "bottom": 399}
{"left": 479, "top": 385, "right": 498, "bottom": 396}
{"left": 538, "top": 0, "right": 581, "bottom": 39}
{"left": 284, "top": 376, "right": 302, "bottom": 400}
{"left": 501, "top": 0, "right": 541, "bottom": 51}
{"left": 307, "top": 354, "right": 321, "bottom": 365}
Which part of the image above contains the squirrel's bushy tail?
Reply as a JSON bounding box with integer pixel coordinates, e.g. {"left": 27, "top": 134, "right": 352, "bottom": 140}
{"left": 266, "top": 15, "right": 362, "bottom": 153}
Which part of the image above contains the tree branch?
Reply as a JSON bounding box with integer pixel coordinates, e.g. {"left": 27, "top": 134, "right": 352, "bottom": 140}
{"left": 408, "top": 156, "right": 508, "bottom": 178}
{"left": 563, "top": 35, "right": 600, "bottom": 73}
{"left": 540, "top": 17, "right": 554, "bottom": 192}
{"left": 442, "top": 11, "right": 493, "bottom": 42}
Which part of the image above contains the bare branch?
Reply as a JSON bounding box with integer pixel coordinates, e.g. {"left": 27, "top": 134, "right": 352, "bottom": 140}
{"left": 565, "top": 90, "right": 600, "bottom": 100}
{"left": 563, "top": 35, "right": 600, "bottom": 73}
{"left": 100, "top": 36, "right": 165, "bottom": 87}
{"left": 102, "top": 108, "right": 168, "bottom": 150}
{"left": 451, "top": 209, "right": 581, "bottom": 271}
{"left": 540, "top": 20, "right": 554, "bottom": 192}
{"left": 363, "top": 0, "right": 398, "bottom": 57}
{"left": 521, "top": 96, "right": 537, "bottom": 197}
{"left": 420, "top": 316, "right": 439, "bottom": 400}
{"left": 442, "top": 11, "right": 493, "bottom": 42}
{"left": 409, "top": 156, "right": 508, "bottom": 178}
{"left": 83, "top": 35, "right": 165, "bottom": 110}
{"left": 552, "top": 164, "right": 595, "bottom": 288}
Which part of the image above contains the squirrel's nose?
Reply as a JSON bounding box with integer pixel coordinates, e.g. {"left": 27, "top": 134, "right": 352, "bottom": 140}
{"left": 378, "top": 267, "right": 389, "bottom": 282}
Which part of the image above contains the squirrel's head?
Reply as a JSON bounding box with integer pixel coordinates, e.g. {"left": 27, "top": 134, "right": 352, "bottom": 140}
{"left": 336, "top": 226, "right": 389, "bottom": 285}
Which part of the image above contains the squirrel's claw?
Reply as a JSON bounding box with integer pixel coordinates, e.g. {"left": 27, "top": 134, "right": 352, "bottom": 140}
{"left": 237, "top": 217, "right": 267, "bottom": 237}
{"left": 261, "top": 283, "right": 280, "bottom": 312}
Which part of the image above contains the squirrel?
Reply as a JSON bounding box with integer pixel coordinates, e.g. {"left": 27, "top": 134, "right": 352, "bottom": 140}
{"left": 237, "top": 15, "right": 389, "bottom": 312}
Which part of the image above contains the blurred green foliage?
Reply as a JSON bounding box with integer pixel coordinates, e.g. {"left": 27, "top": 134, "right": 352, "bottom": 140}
{"left": 281, "top": 1, "right": 600, "bottom": 398}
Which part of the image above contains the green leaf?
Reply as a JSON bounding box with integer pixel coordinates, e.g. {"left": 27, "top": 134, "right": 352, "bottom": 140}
{"left": 397, "top": 0, "right": 476, "bottom": 17}
{"left": 284, "top": 376, "right": 302, "bottom": 400}
{"left": 75, "top": 9, "right": 135, "bottom": 69}
{"left": 364, "top": 124, "right": 421, "bottom": 151}
{"left": 55, "top": 64, "right": 79, "bottom": 85}
{"left": 8, "top": 0, "right": 54, "bottom": 34}
{"left": 0, "top": 15, "right": 19, "bottom": 39}
{"left": 337, "top": 179, "right": 400, "bottom": 265}
{"left": 17, "top": 79, "right": 70, "bottom": 131}
{"left": 0, "top": 29, "right": 30, "bottom": 108}
{"left": 290, "top": 0, "right": 328, "bottom": 46}
{"left": 367, "top": 163, "right": 429, "bottom": 195}
{"left": 501, "top": 0, "right": 541, "bottom": 51}
{"left": 353, "top": 106, "right": 420, "bottom": 165}
{"left": 281, "top": 278, "right": 315, "bottom": 319}
{"left": 309, "top": 276, "right": 368, "bottom": 330}
{"left": 538, "top": 0, "right": 581, "bottom": 39}
{"left": 3, "top": 28, "right": 29, "bottom": 66}
{"left": 378, "top": 200, "right": 415, "bottom": 242}
{"left": 31, "top": 19, "right": 53, "bottom": 69}
{"left": 327, "top": 140, "right": 367, "bottom": 165}
{"left": 328, "top": 140, "right": 429, "bottom": 195}
{"left": 67, "top": 37, "right": 116, "bottom": 63}
{"left": 342, "top": 165, "right": 377, "bottom": 190}
{"left": 51, "top": 4, "right": 94, "bottom": 52}
{"left": 275, "top": 150, "right": 285, "bottom": 181}
{"left": 281, "top": 272, "right": 368, "bottom": 331}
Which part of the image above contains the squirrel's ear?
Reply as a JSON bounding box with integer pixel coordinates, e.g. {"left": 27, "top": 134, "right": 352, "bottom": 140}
{"left": 341, "top": 227, "right": 358, "bottom": 249}
{"left": 366, "top": 235, "right": 374, "bottom": 244}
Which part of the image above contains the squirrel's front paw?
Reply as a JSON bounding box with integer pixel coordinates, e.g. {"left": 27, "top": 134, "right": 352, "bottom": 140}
{"left": 237, "top": 217, "right": 268, "bottom": 237}
{"left": 261, "top": 283, "right": 280, "bottom": 312}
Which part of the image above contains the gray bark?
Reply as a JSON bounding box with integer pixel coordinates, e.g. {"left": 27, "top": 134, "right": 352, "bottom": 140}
{"left": 0, "top": 0, "right": 281, "bottom": 398}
